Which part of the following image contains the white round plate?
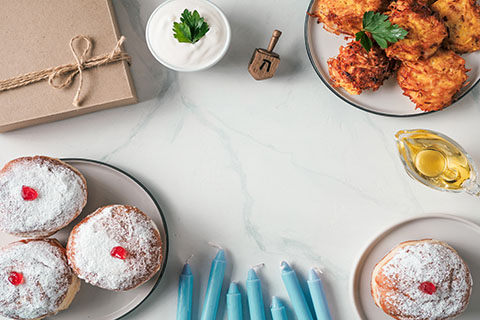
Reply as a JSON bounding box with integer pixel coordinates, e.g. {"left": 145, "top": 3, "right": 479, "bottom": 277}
{"left": 351, "top": 214, "right": 480, "bottom": 319}
{"left": 305, "top": 0, "right": 480, "bottom": 117}
{"left": 0, "top": 158, "right": 169, "bottom": 320}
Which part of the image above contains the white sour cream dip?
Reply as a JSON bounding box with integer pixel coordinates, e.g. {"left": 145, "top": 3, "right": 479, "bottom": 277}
{"left": 146, "top": 0, "right": 230, "bottom": 71}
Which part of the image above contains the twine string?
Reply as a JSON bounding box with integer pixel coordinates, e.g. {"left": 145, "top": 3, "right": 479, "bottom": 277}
{"left": 0, "top": 35, "right": 130, "bottom": 107}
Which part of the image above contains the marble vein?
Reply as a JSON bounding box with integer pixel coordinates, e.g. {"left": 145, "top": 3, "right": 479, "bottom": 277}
{"left": 180, "top": 95, "right": 265, "bottom": 251}
{"left": 101, "top": 74, "right": 175, "bottom": 162}
{"left": 194, "top": 107, "right": 396, "bottom": 210}
{"left": 363, "top": 114, "right": 425, "bottom": 213}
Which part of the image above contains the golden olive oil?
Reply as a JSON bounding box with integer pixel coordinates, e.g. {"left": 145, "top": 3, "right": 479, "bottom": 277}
{"left": 396, "top": 130, "right": 472, "bottom": 190}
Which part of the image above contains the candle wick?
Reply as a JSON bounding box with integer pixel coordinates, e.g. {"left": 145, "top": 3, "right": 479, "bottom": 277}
{"left": 185, "top": 254, "right": 194, "bottom": 264}
{"left": 208, "top": 241, "right": 223, "bottom": 250}
{"left": 252, "top": 263, "right": 265, "bottom": 270}
{"left": 313, "top": 267, "right": 324, "bottom": 275}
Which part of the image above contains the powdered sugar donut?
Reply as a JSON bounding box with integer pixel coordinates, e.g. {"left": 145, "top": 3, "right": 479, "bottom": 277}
{"left": 66, "top": 205, "right": 163, "bottom": 291}
{"left": 0, "top": 239, "right": 80, "bottom": 320}
{"left": 0, "top": 156, "right": 87, "bottom": 237}
{"left": 371, "top": 239, "right": 472, "bottom": 320}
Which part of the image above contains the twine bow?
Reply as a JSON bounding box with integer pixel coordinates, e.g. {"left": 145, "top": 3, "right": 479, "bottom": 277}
{"left": 0, "top": 35, "right": 131, "bottom": 106}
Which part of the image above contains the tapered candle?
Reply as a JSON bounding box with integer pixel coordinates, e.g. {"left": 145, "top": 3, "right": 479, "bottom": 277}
{"left": 270, "top": 296, "right": 288, "bottom": 320}
{"left": 177, "top": 263, "right": 193, "bottom": 320}
{"left": 226, "top": 282, "right": 243, "bottom": 320}
{"left": 246, "top": 268, "right": 266, "bottom": 320}
{"left": 280, "top": 261, "right": 313, "bottom": 320}
{"left": 307, "top": 268, "right": 332, "bottom": 320}
{"left": 200, "top": 249, "right": 227, "bottom": 320}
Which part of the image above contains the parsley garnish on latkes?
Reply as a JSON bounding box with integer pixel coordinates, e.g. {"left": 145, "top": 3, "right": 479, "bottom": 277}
{"left": 355, "top": 11, "right": 408, "bottom": 52}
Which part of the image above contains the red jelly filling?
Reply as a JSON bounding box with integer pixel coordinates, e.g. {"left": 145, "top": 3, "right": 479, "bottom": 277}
{"left": 110, "top": 246, "right": 128, "bottom": 260}
{"left": 8, "top": 272, "right": 23, "bottom": 286}
{"left": 21, "top": 186, "right": 38, "bottom": 201}
{"left": 419, "top": 281, "right": 436, "bottom": 295}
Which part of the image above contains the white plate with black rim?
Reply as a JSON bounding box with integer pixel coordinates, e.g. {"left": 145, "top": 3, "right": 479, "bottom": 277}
{"left": 304, "top": 0, "right": 480, "bottom": 117}
{"left": 351, "top": 214, "right": 480, "bottom": 319}
{"left": 0, "top": 158, "right": 169, "bottom": 320}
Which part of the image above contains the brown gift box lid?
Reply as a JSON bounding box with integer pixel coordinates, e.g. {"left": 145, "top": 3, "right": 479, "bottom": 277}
{"left": 0, "top": 0, "right": 138, "bottom": 133}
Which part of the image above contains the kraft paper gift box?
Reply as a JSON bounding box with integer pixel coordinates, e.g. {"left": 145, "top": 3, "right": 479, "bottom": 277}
{"left": 0, "top": 0, "right": 137, "bottom": 132}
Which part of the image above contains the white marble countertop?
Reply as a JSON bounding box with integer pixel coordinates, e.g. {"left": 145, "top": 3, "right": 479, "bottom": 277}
{"left": 1, "top": 0, "right": 480, "bottom": 319}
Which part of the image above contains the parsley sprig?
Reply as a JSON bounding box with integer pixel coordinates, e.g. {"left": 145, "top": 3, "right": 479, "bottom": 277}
{"left": 173, "top": 9, "right": 210, "bottom": 44}
{"left": 355, "top": 11, "right": 408, "bottom": 52}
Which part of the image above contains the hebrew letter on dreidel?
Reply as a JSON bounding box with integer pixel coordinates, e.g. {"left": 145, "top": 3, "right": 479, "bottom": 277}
{"left": 260, "top": 59, "right": 272, "bottom": 72}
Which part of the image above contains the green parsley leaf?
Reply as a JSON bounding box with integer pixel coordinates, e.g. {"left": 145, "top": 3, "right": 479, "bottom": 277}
{"left": 363, "top": 11, "right": 375, "bottom": 28}
{"left": 355, "top": 11, "right": 408, "bottom": 52}
{"left": 173, "top": 9, "right": 210, "bottom": 44}
{"left": 355, "top": 31, "right": 373, "bottom": 52}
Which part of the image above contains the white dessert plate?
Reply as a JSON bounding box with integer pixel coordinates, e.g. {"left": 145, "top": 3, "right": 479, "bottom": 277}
{"left": 351, "top": 214, "right": 480, "bottom": 319}
{"left": 0, "top": 158, "right": 169, "bottom": 320}
{"left": 304, "top": 0, "right": 480, "bottom": 117}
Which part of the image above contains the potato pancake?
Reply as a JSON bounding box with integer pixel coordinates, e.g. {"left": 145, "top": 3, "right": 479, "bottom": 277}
{"left": 432, "top": 0, "right": 480, "bottom": 53}
{"left": 312, "top": 0, "right": 389, "bottom": 35}
{"left": 397, "top": 50, "right": 468, "bottom": 111}
{"left": 385, "top": 0, "right": 447, "bottom": 61}
{"left": 328, "top": 41, "right": 397, "bottom": 95}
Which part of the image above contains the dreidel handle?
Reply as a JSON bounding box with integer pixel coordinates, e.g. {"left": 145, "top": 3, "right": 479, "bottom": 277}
{"left": 267, "top": 30, "right": 282, "bottom": 52}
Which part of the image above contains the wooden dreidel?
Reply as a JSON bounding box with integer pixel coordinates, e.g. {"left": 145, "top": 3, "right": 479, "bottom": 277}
{"left": 248, "top": 30, "right": 282, "bottom": 80}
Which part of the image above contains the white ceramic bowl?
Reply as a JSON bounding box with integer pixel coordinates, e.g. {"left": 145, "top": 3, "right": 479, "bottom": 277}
{"left": 146, "top": 0, "right": 231, "bottom": 72}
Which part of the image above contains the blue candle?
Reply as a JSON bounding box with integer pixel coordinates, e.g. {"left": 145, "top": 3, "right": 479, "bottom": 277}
{"left": 246, "top": 268, "right": 266, "bottom": 320}
{"left": 200, "top": 249, "right": 227, "bottom": 320}
{"left": 177, "top": 263, "right": 193, "bottom": 320}
{"left": 270, "top": 296, "right": 288, "bottom": 320}
{"left": 280, "top": 261, "right": 313, "bottom": 320}
{"left": 226, "top": 282, "right": 243, "bottom": 320}
{"left": 307, "top": 268, "right": 332, "bottom": 320}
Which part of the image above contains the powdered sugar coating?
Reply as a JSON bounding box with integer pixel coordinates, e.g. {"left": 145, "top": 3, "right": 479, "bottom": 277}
{"left": 0, "top": 156, "right": 87, "bottom": 237}
{"left": 373, "top": 240, "right": 472, "bottom": 320}
{"left": 67, "top": 205, "right": 163, "bottom": 291}
{"left": 0, "top": 239, "right": 75, "bottom": 320}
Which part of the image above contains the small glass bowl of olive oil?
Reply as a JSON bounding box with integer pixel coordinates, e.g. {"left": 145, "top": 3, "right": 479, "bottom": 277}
{"left": 395, "top": 129, "right": 480, "bottom": 196}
